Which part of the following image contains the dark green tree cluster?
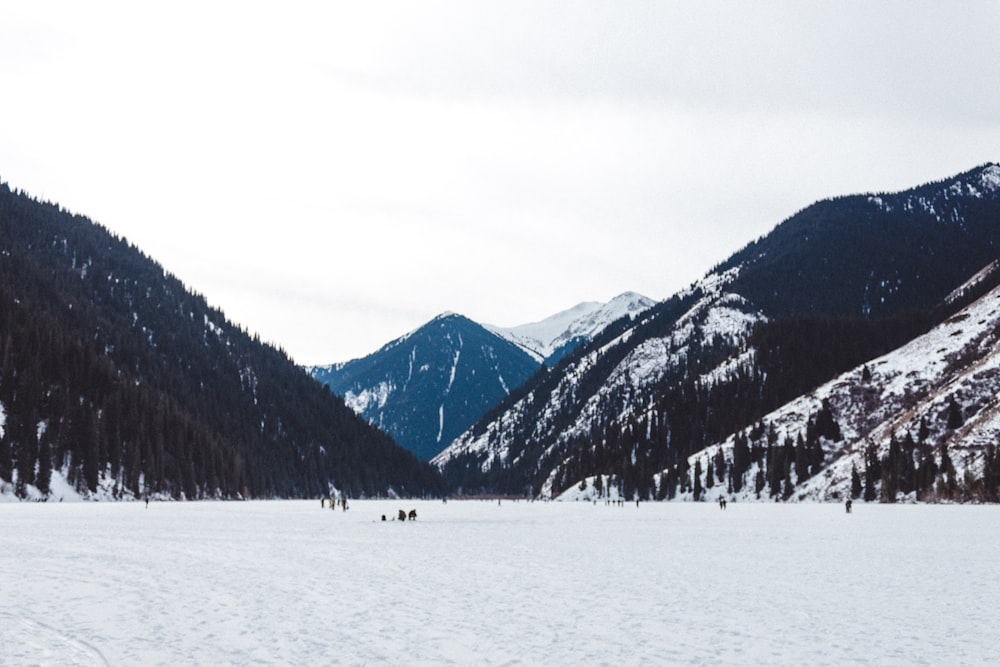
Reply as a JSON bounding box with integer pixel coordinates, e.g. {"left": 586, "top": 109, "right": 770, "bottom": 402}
{"left": 0, "top": 182, "right": 445, "bottom": 499}
{"left": 852, "top": 403, "right": 1000, "bottom": 503}
{"left": 703, "top": 405, "right": 833, "bottom": 502}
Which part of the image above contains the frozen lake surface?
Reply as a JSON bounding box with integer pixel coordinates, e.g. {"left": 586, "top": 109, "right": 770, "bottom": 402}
{"left": 2, "top": 500, "right": 998, "bottom": 665}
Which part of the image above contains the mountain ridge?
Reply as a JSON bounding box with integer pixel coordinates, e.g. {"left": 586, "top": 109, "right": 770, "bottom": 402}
{"left": 434, "top": 163, "right": 1000, "bottom": 502}
{"left": 485, "top": 292, "right": 656, "bottom": 364}
{"left": 309, "top": 313, "right": 539, "bottom": 461}
{"left": 308, "top": 294, "right": 654, "bottom": 461}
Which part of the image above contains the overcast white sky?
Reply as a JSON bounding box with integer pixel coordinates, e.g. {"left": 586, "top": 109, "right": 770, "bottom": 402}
{"left": 2, "top": 1, "right": 998, "bottom": 364}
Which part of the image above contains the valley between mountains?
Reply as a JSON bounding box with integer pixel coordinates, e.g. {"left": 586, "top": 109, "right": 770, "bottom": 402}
{"left": 320, "top": 163, "right": 1000, "bottom": 503}
{"left": 3, "top": 163, "right": 1000, "bottom": 502}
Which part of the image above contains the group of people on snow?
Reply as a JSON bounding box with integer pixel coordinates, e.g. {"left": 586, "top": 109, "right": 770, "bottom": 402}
{"left": 320, "top": 497, "right": 349, "bottom": 511}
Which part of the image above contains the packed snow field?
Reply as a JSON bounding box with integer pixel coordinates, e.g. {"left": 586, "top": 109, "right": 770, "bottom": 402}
{"left": 2, "top": 501, "right": 998, "bottom": 666}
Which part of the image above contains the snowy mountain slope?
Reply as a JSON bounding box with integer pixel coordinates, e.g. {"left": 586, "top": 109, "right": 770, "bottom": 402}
{"left": 486, "top": 292, "right": 655, "bottom": 364}
{"left": 308, "top": 294, "right": 653, "bottom": 461}
{"left": 434, "top": 163, "right": 1000, "bottom": 499}
{"left": 434, "top": 271, "right": 764, "bottom": 484}
{"left": 670, "top": 264, "right": 1000, "bottom": 504}
{"left": 309, "top": 314, "right": 539, "bottom": 461}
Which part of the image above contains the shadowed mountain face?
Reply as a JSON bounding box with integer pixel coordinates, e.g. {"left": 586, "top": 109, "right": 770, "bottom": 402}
{"left": 0, "top": 182, "right": 445, "bottom": 500}
{"left": 310, "top": 314, "right": 540, "bottom": 461}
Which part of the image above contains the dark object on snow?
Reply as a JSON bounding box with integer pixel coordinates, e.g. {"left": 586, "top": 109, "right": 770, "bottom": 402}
{"left": 846, "top": 499, "right": 853, "bottom": 514}
{"left": 381, "top": 514, "right": 386, "bottom": 521}
{"left": 398, "top": 509, "right": 407, "bottom": 521}
{"left": 408, "top": 509, "right": 417, "bottom": 521}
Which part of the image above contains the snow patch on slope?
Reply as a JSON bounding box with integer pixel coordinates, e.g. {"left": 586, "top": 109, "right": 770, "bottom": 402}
{"left": 444, "top": 337, "right": 462, "bottom": 395}
{"left": 344, "top": 381, "right": 394, "bottom": 414}
{"left": 978, "top": 164, "right": 1000, "bottom": 192}
{"left": 437, "top": 405, "right": 445, "bottom": 443}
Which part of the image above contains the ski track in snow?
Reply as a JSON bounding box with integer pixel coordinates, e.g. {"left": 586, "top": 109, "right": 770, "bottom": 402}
{"left": 1, "top": 501, "right": 998, "bottom": 666}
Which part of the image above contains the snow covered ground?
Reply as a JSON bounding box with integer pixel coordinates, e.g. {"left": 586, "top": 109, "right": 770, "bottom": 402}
{"left": 2, "top": 500, "right": 997, "bottom": 666}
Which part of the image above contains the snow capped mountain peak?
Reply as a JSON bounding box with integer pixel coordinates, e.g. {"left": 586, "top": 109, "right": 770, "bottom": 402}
{"left": 486, "top": 292, "right": 656, "bottom": 363}
{"left": 602, "top": 291, "right": 658, "bottom": 320}
{"left": 489, "top": 302, "right": 601, "bottom": 346}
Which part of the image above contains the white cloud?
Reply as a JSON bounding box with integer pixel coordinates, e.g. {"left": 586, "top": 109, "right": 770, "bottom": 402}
{"left": 1, "top": 1, "right": 998, "bottom": 364}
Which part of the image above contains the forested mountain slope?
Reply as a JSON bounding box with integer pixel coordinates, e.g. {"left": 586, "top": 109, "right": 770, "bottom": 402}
{"left": 632, "top": 262, "right": 1000, "bottom": 504}
{"left": 435, "top": 164, "right": 1000, "bottom": 500}
{"left": 0, "top": 183, "right": 444, "bottom": 500}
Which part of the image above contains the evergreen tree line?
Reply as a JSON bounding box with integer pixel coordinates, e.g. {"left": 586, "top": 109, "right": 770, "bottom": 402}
{"left": 0, "top": 182, "right": 445, "bottom": 499}
{"left": 562, "top": 390, "right": 1000, "bottom": 504}
{"left": 852, "top": 402, "right": 1000, "bottom": 503}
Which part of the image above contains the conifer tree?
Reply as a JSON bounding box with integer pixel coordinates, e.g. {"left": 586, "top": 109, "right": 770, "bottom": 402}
{"left": 946, "top": 396, "right": 964, "bottom": 430}
{"left": 782, "top": 460, "right": 795, "bottom": 500}
{"left": 863, "top": 442, "right": 879, "bottom": 501}
{"left": 795, "top": 432, "right": 809, "bottom": 482}
{"left": 938, "top": 443, "right": 957, "bottom": 499}
{"left": 732, "top": 431, "right": 750, "bottom": 493}
{"left": 36, "top": 436, "right": 52, "bottom": 495}
{"left": 850, "top": 463, "right": 862, "bottom": 499}
{"left": 714, "top": 447, "right": 726, "bottom": 483}
{"left": 0, "top": 431, "right": 11, "bottom": 484}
